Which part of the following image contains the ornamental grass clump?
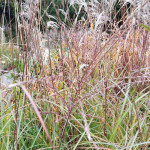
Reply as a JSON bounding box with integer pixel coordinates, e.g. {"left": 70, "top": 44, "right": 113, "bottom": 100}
{"left": 0, "top": 0, "right": 150, "bottom": 149}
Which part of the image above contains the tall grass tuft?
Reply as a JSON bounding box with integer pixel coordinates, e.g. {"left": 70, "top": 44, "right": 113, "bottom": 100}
{"left": 0, "top": 0, "right": 150, "bottom": 149}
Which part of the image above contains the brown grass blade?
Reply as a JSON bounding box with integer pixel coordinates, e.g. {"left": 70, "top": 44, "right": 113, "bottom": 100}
{"left": 21, "top": 85, "right": 53, "bottom": 146}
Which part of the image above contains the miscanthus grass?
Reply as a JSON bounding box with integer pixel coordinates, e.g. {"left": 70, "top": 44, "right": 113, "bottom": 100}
{"left": 0, "top": 0, "right": 150, "bottom": 149}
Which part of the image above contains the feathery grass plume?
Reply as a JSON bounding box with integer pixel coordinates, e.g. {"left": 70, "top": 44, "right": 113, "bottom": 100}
{"left": 125, "top": 0, "right": 150, "bottom": 26}
{"left": 69, "top": 0, "right": 119, "bottom": 31}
